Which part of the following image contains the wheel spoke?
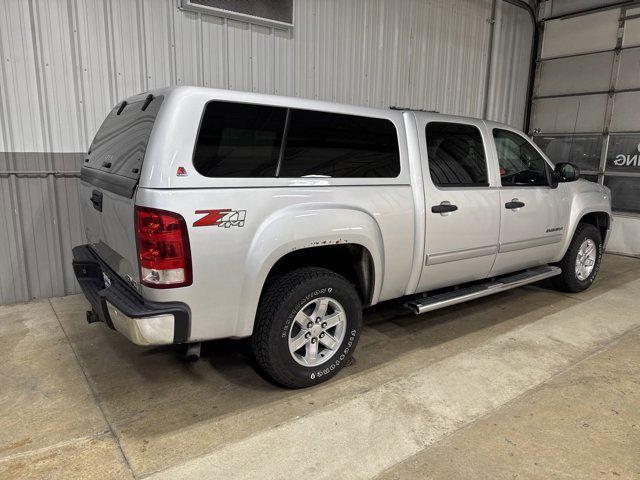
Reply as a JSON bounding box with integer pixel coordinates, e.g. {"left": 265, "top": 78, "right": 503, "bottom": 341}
{"left": 306, "top": 340, "right": 318, "bottom": 362}
{"left": 314, "top": 298, "right": 329, "bottom": 319}
{"left": 322, "top": 311, "right": 344, "bottom": 330}
{"left": 319, "top": 332, "right": 338, "bottom": 350}
{"left": 294, "top": 310, "right": 312, "bottom": 327}
{"left": 584, "top": 258, "right": 595, "bottom": 267}
{"left": 290, "top": 331, "right": 308, "bottom": 352}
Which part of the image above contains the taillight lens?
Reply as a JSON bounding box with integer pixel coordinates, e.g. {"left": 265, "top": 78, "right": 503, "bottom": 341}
{"left": 135, "top": 206, "right": 192, "bottom": 288}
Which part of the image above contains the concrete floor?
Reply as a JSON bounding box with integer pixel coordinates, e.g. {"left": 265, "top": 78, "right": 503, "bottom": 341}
{"left": 0, "top": 254, "right": 639, "bottom": 480}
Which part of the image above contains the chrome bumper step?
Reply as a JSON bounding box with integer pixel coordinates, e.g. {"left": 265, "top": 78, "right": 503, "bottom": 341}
{"left": 405, "top": 265, "right": 561, "bottom": 315}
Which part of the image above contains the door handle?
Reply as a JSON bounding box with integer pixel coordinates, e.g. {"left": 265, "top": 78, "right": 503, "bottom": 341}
{"left": 505, "top": 199, "right": 525, "bottom": 210}
{"left": 431, "top": 202, "right": 458, "bottom": 214}
{"left": 90, "top": 190, "right": 103, "bottom": 212}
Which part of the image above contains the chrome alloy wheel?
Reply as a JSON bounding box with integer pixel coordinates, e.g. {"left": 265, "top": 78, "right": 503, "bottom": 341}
{"left": 288, "top": 297, "right": 346, "bottom": 367}
{"left": 575, "top": 238, "right": 597, "bottom": 281}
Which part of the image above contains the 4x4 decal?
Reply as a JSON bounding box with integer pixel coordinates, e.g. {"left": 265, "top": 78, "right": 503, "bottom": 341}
{"left": 193, "top": 209, "right": 246, "bottom": 228}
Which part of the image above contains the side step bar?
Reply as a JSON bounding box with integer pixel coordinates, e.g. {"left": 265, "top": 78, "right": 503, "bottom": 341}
{"left": 405, "top": 265, "right": 561, "bottom": 315}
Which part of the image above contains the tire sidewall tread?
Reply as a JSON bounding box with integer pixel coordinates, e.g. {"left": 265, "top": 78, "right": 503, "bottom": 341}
{"left": 251, "top": 267, "right": 362, "bottom": 388}
{"left": 554, "top": 223, "right": 603, "bottom": 293}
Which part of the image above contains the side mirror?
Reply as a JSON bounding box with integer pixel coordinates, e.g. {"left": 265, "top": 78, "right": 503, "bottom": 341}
{"left": 553, "top": 162, "right": 580, "bottom": 183}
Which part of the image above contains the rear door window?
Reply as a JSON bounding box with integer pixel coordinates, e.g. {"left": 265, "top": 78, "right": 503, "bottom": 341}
{"left": 278, "top": 110, "right": 400, "bottom": 178}
{"left": 425, "top": 122, "right": 488, "bottom": 187}
{"left": 193, "top": 101, "right": 287, "bottom": 177}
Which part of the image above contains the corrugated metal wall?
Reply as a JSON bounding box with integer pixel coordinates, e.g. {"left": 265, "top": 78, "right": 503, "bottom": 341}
{"left": 486, "top": 0, "right": 534, "bottom": 128}
{"left": 0, "top": 0, "right": 534, "bottom": 304}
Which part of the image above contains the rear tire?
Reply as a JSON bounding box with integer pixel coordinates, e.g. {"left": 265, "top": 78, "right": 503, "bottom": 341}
{"left": 552, "top": 223, "right": 603, "bottom": 293}
{"left": 251, "top": 267, "right": 362, "bottom": 388}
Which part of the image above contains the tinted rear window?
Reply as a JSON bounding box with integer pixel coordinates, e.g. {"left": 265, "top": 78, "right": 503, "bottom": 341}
{"left": 425, "top": 122, "right": 488, "bottom": 187}
{"left": 193, "top": 102, "right": 287, "bottom": 177}
{"left": 86, "top": 95, "right": 164, "bottom": 181}
{"left": 192, "top": 102, "right": 400, "bottom": 178}
{"left": 279, "top": 110, "right": 400, "bottom": 178}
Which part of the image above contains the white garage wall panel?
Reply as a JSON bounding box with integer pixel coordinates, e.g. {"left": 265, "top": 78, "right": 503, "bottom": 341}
{"left": 622, "top": 16, "right": 640, "bottom": 47}
{"left": 610, "top": 92, "right": 640, "bottom": 132}
{"left": 0, "top": 0, "right": 534, "bottom": 305}
{"left": 549, "top": 0, "right": 623, "bottom": 17}
{"left": 536, "top": 52, "right": 614, "bottom": 97}
{"left": 541, "top": 8, "right": 620, "bottom": 58}
{"left": 532, "top": 94, "right": 609, "bottom": 134}
{"left": 531, "top": 94, "right": 607, "bottom": 134}
{"left": 617, "top": 47, "right": 640, "bottom": 90}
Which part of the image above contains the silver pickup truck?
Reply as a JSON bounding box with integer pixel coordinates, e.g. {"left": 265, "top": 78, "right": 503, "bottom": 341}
{"left": 73, "top": 87, "right": 612, "bottom": 388}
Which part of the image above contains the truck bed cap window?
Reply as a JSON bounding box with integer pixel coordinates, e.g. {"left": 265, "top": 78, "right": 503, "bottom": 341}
{"left": 279, "top": 110, "right": 400, "bottom": 178}
{"left": 81, "top": 95, "right": 164, "bottom": 197}
{"left": 193, "top": 102, "right": 287, "bottom": 177}
{"left": 193, "top": 102, "right": 400, "bottom": 178}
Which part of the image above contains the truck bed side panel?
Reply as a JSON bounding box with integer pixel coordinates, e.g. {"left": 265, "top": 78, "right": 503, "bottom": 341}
{"left": 135, "top": 185, "right": 414, "bottom": 340}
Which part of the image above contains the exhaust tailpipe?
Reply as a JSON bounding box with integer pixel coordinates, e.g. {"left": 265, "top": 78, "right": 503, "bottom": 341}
{"left": 185, "top": 342, "right": 201, "bottom": 363}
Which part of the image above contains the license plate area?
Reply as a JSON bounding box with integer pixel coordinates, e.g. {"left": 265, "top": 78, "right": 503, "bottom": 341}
{"left": 73, "top": 261, "right": 101, "bottom": 279}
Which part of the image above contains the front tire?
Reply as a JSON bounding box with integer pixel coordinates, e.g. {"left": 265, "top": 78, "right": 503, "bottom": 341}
{"left": 251, "top": 267, "right": 362, "bottom": 388}
{"left": 552, "top": 223, "right": 603, "bottom": 293}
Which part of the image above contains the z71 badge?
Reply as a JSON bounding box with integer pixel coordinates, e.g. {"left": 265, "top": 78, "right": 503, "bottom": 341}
{"left": 193, "top": 209, "right": 246, "bottom": 228}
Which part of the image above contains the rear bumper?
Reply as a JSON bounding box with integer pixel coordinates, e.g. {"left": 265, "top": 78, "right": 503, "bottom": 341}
{"left": 72, "top": 245, "right": 190, "bottom": 345}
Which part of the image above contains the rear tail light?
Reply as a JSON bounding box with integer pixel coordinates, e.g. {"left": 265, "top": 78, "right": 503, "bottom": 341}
{"left": 135, "top": 206, "right": 192, "bottom": 288}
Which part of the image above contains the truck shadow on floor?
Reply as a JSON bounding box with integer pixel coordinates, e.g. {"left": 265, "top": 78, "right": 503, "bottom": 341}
{"left": 138, "top": 255, "right": 639, "bottom": 393}
{"left": 200, "top": 254, "right": 639, "bottom": 391}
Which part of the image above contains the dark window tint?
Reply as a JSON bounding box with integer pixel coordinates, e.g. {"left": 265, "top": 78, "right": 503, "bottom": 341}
{"left": 604, "top": 175, "right": 640, "bottom": 214}
{"left": 494, "top": 129, "right": 549, "bottom": 187}
{"left": 606, "top": 134, "right": 640, "bottom": 173}
{"left": 189, "top": 0, "right": 293, "bottom": 24}
{"left": 425, "top": 122, "right": 488, "bottom": 186}
{"left": 278, "top": 110, "right": 400, "bottom": 178}
{"left": 193, "top": 102, "right": 286, "bottom": 177}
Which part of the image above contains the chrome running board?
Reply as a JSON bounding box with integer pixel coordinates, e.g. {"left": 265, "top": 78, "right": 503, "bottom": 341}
{"left": 405, "top": 265, "right": 561, "bottom": 315}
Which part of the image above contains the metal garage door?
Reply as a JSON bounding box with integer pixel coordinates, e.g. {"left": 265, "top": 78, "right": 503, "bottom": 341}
{"left": 532, "top": 3, "right": 640, "bottom": 215}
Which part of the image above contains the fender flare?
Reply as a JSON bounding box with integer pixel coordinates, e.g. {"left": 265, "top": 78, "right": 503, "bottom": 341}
{"left": 556, "top": 206, "right": 613, "bottom": 261}
{"left": 234, "top": 204, "right": 385, "bottom": 337}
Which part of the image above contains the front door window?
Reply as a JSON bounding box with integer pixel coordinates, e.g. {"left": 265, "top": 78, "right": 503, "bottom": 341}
{"left": 493, "top": 129, "right": 550, "bottom": 187}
